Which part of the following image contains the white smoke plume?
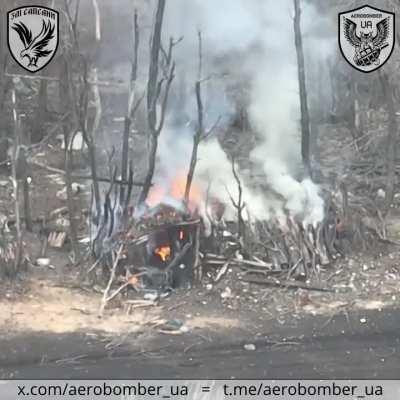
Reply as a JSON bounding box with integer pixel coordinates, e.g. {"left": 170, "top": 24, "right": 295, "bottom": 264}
{"left": 151, "top": 0, "right": 334, "bottom": 224}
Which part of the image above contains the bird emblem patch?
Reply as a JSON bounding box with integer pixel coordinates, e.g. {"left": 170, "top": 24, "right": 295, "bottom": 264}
{"left": 7, "top": 6, "right": 59, "bottom": 73}
{"left": 338, "top": 5, "right": 395, "bottom": 73}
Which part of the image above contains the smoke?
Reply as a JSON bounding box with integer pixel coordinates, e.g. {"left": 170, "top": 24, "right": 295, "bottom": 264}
{"left": 153, "top": 0, "right": 334, "bottom": 224}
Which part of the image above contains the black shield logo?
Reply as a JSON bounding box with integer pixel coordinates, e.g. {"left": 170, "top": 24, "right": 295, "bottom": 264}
{"left": 7, "top": 6, "right": 59, "bottom": 73}
{"left": 338, "top": 5, "right": 395, "bottom": 73}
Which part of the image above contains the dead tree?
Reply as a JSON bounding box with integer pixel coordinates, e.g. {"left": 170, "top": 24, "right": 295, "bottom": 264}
{"left": 227, "top": 157, "right": 246, "bottom": 241}
{"left": 64, "top": 0, "right": 102, "bottom": 221}
{"left": 87, "top": 0, "right": 102, "bottom": 220}
{"left": 60, "top": 56, "right": 81, "bottom": 261}
{"left": 185, "top": 31, "right": 204, "bottom": 204}
{"left": 185, "top": 31, "right": 221, "bottom": 204}
{"left": 16, "top": 145, "right": 32, "bottom": 232}
{"left": 120, "top": 10, "right": 142, "bottom": 209}
{"left": 10, "top": 88, "right": 24, "bottom": 275}
{"left": 31, "top": 80, "right": 48, "bottom": 143}
{"left": 77, "top": 67, "right": 101, "bottom": 222}
{"left": 0, "top": 2, "right": 10, "bottom": 165}
{"left": 350, "top": 75, "right": 362, "bottom": 142}
{"left": 379, "top": 71, "right": 398, "bottom": 212}
{"left": 293, "top": 0, "right": 311, "bottom": 177}
{"left": 138, "top": 0, "right": 176, "bottom": 205}
{"left": 60, "top": 0, "right": 85, "bottom": 261}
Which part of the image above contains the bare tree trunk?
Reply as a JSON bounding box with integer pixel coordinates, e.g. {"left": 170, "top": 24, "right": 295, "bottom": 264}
{"left": 327, "top": 60, "right": 337, "bottom": 119}
{"left": 140, "top": 134, "right": 158, "bottom": 204}
{"left": 185, "top": 32, "right": 203, "bottom": 204}
{"left": 120, "top": 117, "right": 131, "bottom": 205}
{"left": 232, "top": 158, "right": 245, "bottom": 240}
{"left": 184, "top": 82, "right": 202, "bottom": 204}
{"left": 120, "top": 10, "right": 139, "bottom": 206}
{"left": 0, "top": 5, "right": 10, "bottom": 165}
{"left": 65, "top": 140, "right": 81, "bottom": 261}
{"left": 89, "top": 0, "right": 102, "bottom": 221}
{"left": 147, "top": 0, "right": 165, "bottom": 135}
{"left": 72, "top": 58, "right": 102, "bottom": 222}
{"left": 60, "top": 57, "right": 80, "bottom": 261}
{"left": 379, "top": 72, "right": 398, "bottom": 212}
{"left": 22, "top": 181, "right": 32, "bottom": 231}
{"left": 293, "top": 0, "right": 311, "bottom": 177}
{"left": 11, "top": 89, "right": 23, "bottom": 276}
{"left": 64, "top": 0, "right": 101, "bottom": 221}
{"left": 32, "top": 80, "right": 48, "bottom": 143}
{"left": 138, "top": 0, "right": 169, "bottom": 205}
{"left": 86, "top": 132, "right": 102, "bottom": 220}
{"left": 17, "top": 145, "right": 32, "bottom": 232}
{"left": 350, "top": 74, "right": 362, "bottom": 142}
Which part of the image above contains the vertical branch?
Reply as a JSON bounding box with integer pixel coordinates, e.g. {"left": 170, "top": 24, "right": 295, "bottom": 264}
{"left": 293, "top": 0, "right": 311, "bottom": 177}
{"left": 11, "top": 88, "right": 23, "bottom": 275}
{"left": 91, "top": 0, "right": 102, "bottom": 138}
{"left": 147, "top": 0, "right": 165, "bottom": 133}
{"left": 64, "top": 0, "right": 80, "bottom": 49}
{"left": 65, "top": 140, "right": 80, "bottom": 261}
{"left": 60, "top": 57, "right": 80, "bottom": 261}
{"left": 193, "top": 223, "right": 201, "bottom": 282}
{"left": 138, "top": 0, "right": 170, "bottom": 205}
{"left": 184, "top": 32, "right": 219, "bottom": 206}
{"left": 92, "top": 0, "right": 101, "bottom": 42}
{"left": 197, "top": 30, "right": 202, "bottom": 82}
{"left": 230, "top": 157, "right": 246, "bottom": 240}
{"left": 0, "top": 0, "right": 8, "bottom": 121}
{"left": 185, "top": 31, "right": 203, "bottom": 204}
{"left": 32, "top": 80, "right": 48, "bottom": 143}
{"left": 327, "top": 59, "right": 337, "bottom": 118}
{"left": 90, "top": 0, "right": 102, "bottom": 220}
{"left": 18, "top": 146, "right": 32, "bottom": 232}
{"left": 224, "top": 157, "right": 246, "bottom": 242}
{"left": 99, "top": 244, "right": 124, "bottom": 316}
{"left": 65, "top": 0, "right": 101, "bottom": 225}
{"left": 91, "top": 76, "right": 101, "bottom": 138}
{"left": 130, "top": 10, "right": 139, "bottom": 112}
{"left": 350, "top": 72, "right": 362, "bottom": 143}
{"left": 120, "top": 9, "right": 139, "bottom": 206}
{"left": 66, "top": 0, "right": 102, "bottom": 221}
{"left": 379, "top": 72, "right": 398, "bottom": 212}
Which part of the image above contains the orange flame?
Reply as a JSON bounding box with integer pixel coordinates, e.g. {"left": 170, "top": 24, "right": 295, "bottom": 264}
{"left": 147, "top": 173, "right": 203, "bottom": 212}
{"left": 155, "top": 245, "right": 171, "bottom": 262}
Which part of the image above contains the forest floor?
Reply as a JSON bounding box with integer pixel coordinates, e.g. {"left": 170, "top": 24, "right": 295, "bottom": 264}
{"left": 1, "top": 247, "right": 400, "bottom": 338}
{"left": 1, "top": 121, "right": 400, "bottom": 360}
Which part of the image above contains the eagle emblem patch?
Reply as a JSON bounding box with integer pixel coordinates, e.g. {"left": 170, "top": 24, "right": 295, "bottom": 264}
{"left": 338, "top": 5, "right": 395, "bottom": 73}
{"left": 7, "top": 6, "right": 59, "bottom": 73}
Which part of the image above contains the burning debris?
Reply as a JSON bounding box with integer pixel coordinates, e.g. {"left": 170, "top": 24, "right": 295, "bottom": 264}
{"left": 89, "top": 142, "right": 393, "bottom": 319}
{"left": 93, "top": 200, "right": 201, "bottom": 312}
{"left": 127, "top": 203, "right": 201, "bottom": 290}
{"left": 92, "top": 171, "right": 370, "bottom": 315}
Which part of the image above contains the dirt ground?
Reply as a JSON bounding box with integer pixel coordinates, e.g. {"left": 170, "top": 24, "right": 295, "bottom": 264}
{"left": 1, "top": 245, "right": 400, "bottom": 343}
{"left": 1, "top": 124, "right": 400, "bottom": 346}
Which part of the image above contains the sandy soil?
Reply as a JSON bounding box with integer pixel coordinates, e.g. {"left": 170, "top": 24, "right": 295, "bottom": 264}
{"left": 0, "top": 275, "right": 245, "bottom": 338}
{"left": 1, "top": 246, "right": 399, "bottom": 340}
{"left": 0, "top": 279, "right": 156, "bottom": 334}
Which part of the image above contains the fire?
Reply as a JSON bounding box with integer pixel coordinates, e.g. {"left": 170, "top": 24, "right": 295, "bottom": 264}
{"left": 155, "top": 245, "right": 171, "bottom": 262}
{"left": 147, "top": 173, "right": 203, "bottom": 212}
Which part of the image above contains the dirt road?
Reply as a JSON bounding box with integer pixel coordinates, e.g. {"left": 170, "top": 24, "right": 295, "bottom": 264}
{"left": 1, "top": 308, "right": 399, "bottom": 379}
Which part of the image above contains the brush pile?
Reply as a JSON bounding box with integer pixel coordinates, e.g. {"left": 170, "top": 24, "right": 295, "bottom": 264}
{"left": 92, "top": 175, "right": 387, "bottom": 308}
